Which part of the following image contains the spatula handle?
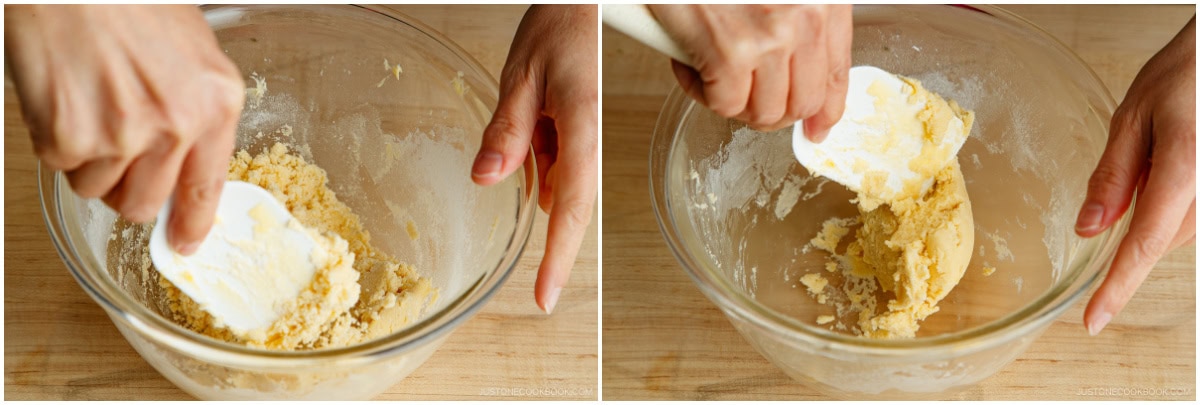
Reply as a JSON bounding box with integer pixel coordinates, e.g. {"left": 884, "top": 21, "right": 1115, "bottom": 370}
{"left": 602, "top": 4, "right": 693, "bottom": 66}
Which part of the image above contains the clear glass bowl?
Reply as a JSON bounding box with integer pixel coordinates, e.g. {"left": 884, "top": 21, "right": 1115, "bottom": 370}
{"left": 650, "top": 5, "right": 1131, "bottom": 399}
{"left": 39, "top": 5, "right": 537, "bottom": 400}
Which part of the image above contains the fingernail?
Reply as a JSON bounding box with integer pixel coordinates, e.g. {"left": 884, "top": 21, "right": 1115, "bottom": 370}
{"left": 1087, "top": 311, "right": 1112, "bottom": 336}
{"left": 177, "top": 242, "right": 200, "bottom": 256}
{"left": 809, "top": 129, "right": 829, "bottom": 143}
{"left": 472, "top": 151, "right": 503, "bottom": 179}
{"left": 543, "top": 287, "right": 562, "bottom": 315}
{"left": 1075, "top": 201, "right": 1105, "bottom": 233}
{"left": 803, "top": 121, "right": 828, "bottom": 143}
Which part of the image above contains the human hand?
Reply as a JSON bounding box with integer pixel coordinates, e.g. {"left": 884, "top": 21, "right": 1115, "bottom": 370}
{"left": 5, "top": 5, "right": 244, "bottom": 255}
{"left": 471, "top": 5, "right": 598, "bottom": 314}
{"left": 1076, "top": 16, "right": 1196, "bottom": 335}
{"left": 647, "top": 5, "right": 852, "bottom": 140}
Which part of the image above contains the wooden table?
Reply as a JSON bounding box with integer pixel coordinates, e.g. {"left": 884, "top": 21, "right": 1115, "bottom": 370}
{"left": 602, "top": 5, "right": 1195, "bottom": 400}
{"left": 4, "top": 5, "right": 598, "bottom": 400}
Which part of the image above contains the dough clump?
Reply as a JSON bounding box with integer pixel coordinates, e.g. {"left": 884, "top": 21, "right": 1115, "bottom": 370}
{"left": 803, "top": 77, "right": 975, "bottom": 339}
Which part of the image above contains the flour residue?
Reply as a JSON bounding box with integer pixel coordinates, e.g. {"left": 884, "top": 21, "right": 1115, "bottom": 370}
{"left": 246, "top": 72, "right": 268, "bottom": 109}
{"left": 376, "top": 58, "right": 404, "bottom": 88}
{"left": 982, "top": 229, "right": 1015, "bottom": 262}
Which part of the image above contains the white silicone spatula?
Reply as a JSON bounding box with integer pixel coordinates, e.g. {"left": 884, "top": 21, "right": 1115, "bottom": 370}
{"left": 602, "top": 5, "right": 969, "bottom": 200}
{"left": 148, "top": 181, "right": 319, "bottom": 335}
{"left": 792, "top": 66, "right": 970, "bottom": 201}
{"left": 601, "top": 4, "right": 693, "bottom": 65}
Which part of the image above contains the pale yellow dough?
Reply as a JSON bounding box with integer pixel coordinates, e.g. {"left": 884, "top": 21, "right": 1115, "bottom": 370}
{"left": 847, "top": 161, "right": 973, "bottom": 338}
{"left": 802, "top": 76, "right": 975, "bottom": 339}
{"left": 161, "top": 143, "right": 435, "bottom": 350}
{"left": 982, "top": 266, "right": 997, "bottom": 276}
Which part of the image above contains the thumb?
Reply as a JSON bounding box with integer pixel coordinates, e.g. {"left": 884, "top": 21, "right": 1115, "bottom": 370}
{"left": 1076, "top": 107, "right": 1151, "bottom": 237}
{"left": 473, "top": 65, "right": 542, "bottom": 186}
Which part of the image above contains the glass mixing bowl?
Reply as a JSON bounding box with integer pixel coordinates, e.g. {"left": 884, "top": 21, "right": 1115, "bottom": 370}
{"left": 39, "top": 5, "right": 537, "bottom": 400}
{"left": 650, "top": 5, "right": 1131, "bottom": 399}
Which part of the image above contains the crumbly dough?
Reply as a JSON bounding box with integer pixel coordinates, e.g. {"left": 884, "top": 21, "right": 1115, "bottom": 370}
{"left": 162, "top": 199, "right": 361, "bottom": 345}
{"left": 799, "top": 273, "right": 830, "bottom": 305}
{"left": 161, "top": 143, "right": 434, "bottom": 350}
{"left": 801, "top": 76, "right": 975, "bottom": 339}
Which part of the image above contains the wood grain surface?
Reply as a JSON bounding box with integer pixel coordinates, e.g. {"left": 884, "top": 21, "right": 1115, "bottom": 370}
{"left": 4, "top": 5, "right": 598, "bottom": 400}
{"left": 602, "top": 4, "right": 1196, "bottom": 400}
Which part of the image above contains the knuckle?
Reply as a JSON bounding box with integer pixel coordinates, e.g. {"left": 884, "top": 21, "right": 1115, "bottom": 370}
{"left": 50, "top": 145, "right": 88, "bottom": 171}
{"left": 761, "top": 26, "right": 794, "bottom": 53}
{"left": 795, "top": 6, "right": 828, "bottom": 38}
{"left": 792, "top": 97, "right": 823, "bottom": 120}
{"left": 750, "top": 107, "right": 785, "bottom": 128}
{"left": 169, "top": 125, "right": 194, "bottom": 147}
{"left": 500, "top": 58, "right": 534, "bottom": 85}
{"left": 46, "top": 120, "right": 92, "bottom": 168}
{"left": 486, "top": 115, "right": 529, "bottom": 146}
{"left": 711, "top": 103, "right": 741, "bottom": 118}
{"left": 158, "top": 103, "right": 197, "bottom": 144}
{"left": 1129, "top": 232, "right": 1171, "bottom": 267}
{"left": 179, "top": 176, "right": 222, "bottom": 208}
{"left": 708, "top": 29, "right": 755, "bottom": 63}
{"left": 1104, "top": 276, "right": 1139, "bottom": 306}
{"left": 702, "top": 52, "right": 744, "bottom": 80}
{"left": 155, "top": 132, "right": 187, "bottom": 158}
{"left": 554, "top": 89, "right": 599, "bottom": 121}
{"left": 1087, "top": 164, "right": 1134, "bottom": 195}
{"left": 556, "top": 198, "right": 595, "bottom": 228}
{"left": 1109, "top": 104, "right": 1144, "bottom": 136}
{"left": 106, "top": 104, "right": 145, "bottom": 158}
{"left": 1111, "top": 103, "right": 1136, "bottom": 123}
{"left": 110, "top": 110, "right": 147, "bottom": 158}
{"left": 126, "top": 104, "right": 183, "bottom": 156}
{"left": 214, "top": 74, "right": 246, "bottom": 116}
{"left": 36, "top": 144, "right": 79, "bottom": 170}
{"left": 830, "top": 59, "right": 851, "bottom": 80}
{"left": 121, "top": 199, "right": 157, "bottom": 223}
{"left": 805, "top": 5, "right": 830, "bottom": 25}
{"left": 707, "top": 92, "right": 745, "bottom": 117}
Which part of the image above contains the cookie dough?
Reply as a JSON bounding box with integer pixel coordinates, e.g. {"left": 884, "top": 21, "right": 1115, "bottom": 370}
{"left": 802, "top": 76, "right": 975, "bottom": 339}
{"left": 982, "top": 266, "right": 997, "bottom": 276}
{"left": 161, "top": 143, "right": 435, "bottom": 350}
{"left": 847, "top": 161, "right": 973, "bottom": 338}
{"left": 161, "top": 198, "right": 361, "bottom": 345}
{"left": 799, "top": 273, "right": 830, "bottom": 304}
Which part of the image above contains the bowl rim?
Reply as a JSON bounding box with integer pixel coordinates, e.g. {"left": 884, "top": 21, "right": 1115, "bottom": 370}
{"left": 649, "top": 4, "right": 1130, "bottom": 356}
{"left": 39, "top": 4, "right": 539, "bottom": 368}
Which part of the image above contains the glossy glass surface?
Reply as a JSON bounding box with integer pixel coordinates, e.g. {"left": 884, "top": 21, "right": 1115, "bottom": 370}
{"left": 40, "top": 5, "right": 536, "bottom": 399}
{"left": 650, "top": 4, "right": 1128, "bottom": 398}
